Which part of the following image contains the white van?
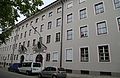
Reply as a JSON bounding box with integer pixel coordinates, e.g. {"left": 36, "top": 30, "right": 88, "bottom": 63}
{"left": 18, "top": 62, "right": 42, "bottom": 75}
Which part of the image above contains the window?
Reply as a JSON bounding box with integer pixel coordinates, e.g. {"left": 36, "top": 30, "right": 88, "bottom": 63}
{"left": 67, "top": 1, "right": 73, "bottom": 9}
{"left": 26, "top": 23, "right": 28, "bottom": 27}
{"left": 52, "top": 52, "right": 58, "bottom": 62}
{"left": 56, "top": 18, "right": 61, "bottom": 27}
{"left": 57, "top": 7, "right": 62, "bottom": 13}
{"left": 48, "top": 21, "right": 52, "bottom": 29}
{"left": 30, "top": 21, "right": 33, "bottom": 25}
{"left": 40, "top": 24, "right": 44, "bottom": 32}
{"left": 19, "top": 43, "right": 21, "bottom": 49}
{"left": 46, "top": 53, "right": 50, "bottom": 61}
{"left": 23, "top": 41, "right": 25, "bottom": 47}
{"left": 117, "top": 17, "right": 120, "bottom": 31}
{"left": 49, "top": 12, "right": 53, "bottom": 17}
{"left": 80, "top": 47, "right": 89, "bottom": 62}
{"left": 67, "top": 13, "right": 72, "bottom": 23}
{"left": 46, "top": 35, "right": 51, "bottom": 43}
{"left": 98, "top": 45, "right": 110, "bottom": 62}
{"left": 27, "top": 41, "right": 30, "bottom": 47}
{"left": 33, "top": 39, "right": 36, "bottom": 46}
{"left": 34, "top": 27, "right": 37, "bottom": 34}
{"left": 56, "top": 32, "right": 60, "bottom": 42}
{"left": 20, "top": 33, "right": 23, "bottom": 39}
{"left": 67, "top": 29, "right": 73, "bottom": 40}
{"left": 80, "top": 26, "right": 88, "bottom": 38}
{"left": 42, "top": 15, "right": 45, "bottom": 20}
{"left": 79, "top": 0, "right": 86, "bottom": 3}
{"left": 24, "top": 31, "right": 27, "bottom": 38}
{"left": 22, "top": 26, "right": 24, "bottom": 29}
{"left": 114, "top": 0, "right": 120, "bottom": 9}
{"left": 97, "top": 21, "right": 107, "bottom": 35}
{"left": 29, "top": 29, "right": 32, "bottom": 36}
{"left": 80, "top": 8, "right": 87, "bottom": 19}
{"left": 36, "top": 18, "right": 39, "bottom": 23}
{"left": 66, "top": 48, "right": 73, "bottom": 62}
{"left": 95, "top": 2, "right": 104, "bottom": 14}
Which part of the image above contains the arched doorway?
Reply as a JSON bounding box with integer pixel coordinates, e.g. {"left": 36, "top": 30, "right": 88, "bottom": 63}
{"left": 35, "top": 54, "right": 43, "bottom": 63}
{"left": 20, "top": 55, "right": 24, "bottom": 63}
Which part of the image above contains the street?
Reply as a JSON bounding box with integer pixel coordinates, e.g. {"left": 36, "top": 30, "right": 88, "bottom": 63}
{"left": 0, "top": 67, "right": 120, "bottom": 78}
{"left": 0, "top": 68, "right": 37, "bottom": 78}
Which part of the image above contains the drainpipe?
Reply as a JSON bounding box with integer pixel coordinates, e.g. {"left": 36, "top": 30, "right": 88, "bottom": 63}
{"left": 60, "top": 0, "right": 64, "bottom": 68}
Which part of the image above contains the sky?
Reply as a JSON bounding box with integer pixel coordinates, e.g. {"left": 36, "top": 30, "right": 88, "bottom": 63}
{"left": 17, "top": 0, "right": 56, "bottom": 23}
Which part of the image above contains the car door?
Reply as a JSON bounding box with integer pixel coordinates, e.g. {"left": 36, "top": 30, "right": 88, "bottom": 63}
{"left": 49, "top": 67, "right": 57, "bottom": 76}
{"left": 41, "top": 67, "right": 51, "bottom": 77}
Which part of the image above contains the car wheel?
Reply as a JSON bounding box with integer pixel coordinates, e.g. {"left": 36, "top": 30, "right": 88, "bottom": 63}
{"left": 52, "top": 75, "right": 57, "bottom": 78}
{"left": 38, "top": 73, "right": 42, "bottom": 78}
{"left": 26, "top": 71, "right": 30, "bottom": 75}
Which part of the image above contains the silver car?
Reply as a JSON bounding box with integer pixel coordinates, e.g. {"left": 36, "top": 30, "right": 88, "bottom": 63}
{"left": 38, "top": 67, "right": 67, "bottom": 78}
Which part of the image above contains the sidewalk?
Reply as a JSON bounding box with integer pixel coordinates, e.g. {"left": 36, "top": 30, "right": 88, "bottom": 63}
{"left": 67, "top": 73, "right": 120, "bottom": 78}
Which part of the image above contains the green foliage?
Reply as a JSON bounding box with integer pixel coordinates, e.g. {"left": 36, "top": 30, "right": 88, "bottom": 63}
{"left": 0, "top": 0, "right": 43, "bottom": 44}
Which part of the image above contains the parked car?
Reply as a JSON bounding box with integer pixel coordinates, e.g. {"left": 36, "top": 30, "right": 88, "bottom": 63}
{"left": 8, "top": 63, "right": 21, "bottom": 72}
{"left": 38, "top": 67, "right": 67, "bottom": 78}
{"left": 18, "top": 62, "right": 42, "bottom": 75}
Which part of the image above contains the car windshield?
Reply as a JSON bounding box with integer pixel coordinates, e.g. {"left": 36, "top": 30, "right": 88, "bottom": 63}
{"left": 58, "top": 68, "right": 65, "bottom": 71}
{"left": 22, "top": 62, "right": 32, "bottom": 67}
{"left": 33, "top": 63, "right": 41, "bottom": 67}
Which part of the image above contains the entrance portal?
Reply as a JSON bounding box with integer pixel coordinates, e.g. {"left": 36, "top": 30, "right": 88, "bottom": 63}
{"left": 20, "top": 55, "right": 24, "bottom": 63}
{"left": 35, "top": 54, "right": 43, "bottom": 63}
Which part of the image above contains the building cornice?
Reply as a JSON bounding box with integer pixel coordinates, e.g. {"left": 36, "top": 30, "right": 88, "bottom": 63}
{"left": 16, "top": 0, "right": 62, "bottom": 27}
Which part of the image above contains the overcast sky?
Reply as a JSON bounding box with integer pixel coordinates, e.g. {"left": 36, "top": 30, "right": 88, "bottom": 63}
{"left": 17, "top": 0, "right": 56, "bottom": 23}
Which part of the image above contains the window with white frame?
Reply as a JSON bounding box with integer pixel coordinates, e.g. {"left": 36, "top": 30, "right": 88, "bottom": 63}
{"left": 52, "top": 52, "right": 58, "bottom": 62}
{"left": 117, "top": 17, "right": 120, "bottom": 31}
{"left": 48, "top": 21, "right": 52, "bottom": 29}
{"left": 20, "top": 33, "right": 23, "bottom": 39}
{"left": 56, "top": 18, "right": 61, "bottom": 27}
{"left": 114, "top": 0, "right": 120, "bottom": 9}
{"left": 24, "top": 31, "right": 27, "bottom": 38}
{"left": 29, "top": 29, "right": 32, "bottom": 36}
{"left": 67, "top": 29, "right": 73, "bottom": 40}
{"left": 79, "top": 0, "right": 86, "bottom": 3}
{"left": 46, "top": 53, "right": 50, "bottom": 62}
{"left": 67, "top": 13, "right": 72, "bottom": 23}
{"left": 49, "top": 12, "right": 53, "bottom": 17}
{"left": 56, "top": 32, "right": 60, "bottom": 42}
{"left": 80, "top": 47, "right": 89, "bottom": 62}
{"left": 27, "top": 40, "right": 30, "bottom": 47}
{"left": 95, "top": 2, "right": 104, "bottom": 15}
{"left": 40, "top": 24, "right": 44, "bottom": 32}
{"left": 23, "top": 41, "right": 25, "bottom": 47}
{"left": 65, "top": 48, "right": 73, "bottom": 62}
{"left": 33, "top": 39, "right": 36, "bottom": 46}
{"left": 80, "top": 26, "right": 88, "bottom": 38}
{"left": 97, "top": 21, "right": 107, "bottom": 35}
{"left": 34, "top": 27, "right": 37, "bottom": 34}
{"left": 67, "top": 1, "right": 73, "bottom": 9}
{"left": 98, "top": 45, "right": 110, "bottom": 62}
{"left": 46, "top": 35, "right": 51, "bottom": 43}
{"left": 35, "top": 18, "right": 39, "bottom": 23}
{"left": 80, "top": 8, "right": 87, "bottom": 19}
{"left": 30, "top": 21, "right": 33, "bottom": 25}
{"left": 42, "top": 15, "right": 45, "bottom": 20}
{"left": 57, "top": 7, "right": 62, "bottom": 13}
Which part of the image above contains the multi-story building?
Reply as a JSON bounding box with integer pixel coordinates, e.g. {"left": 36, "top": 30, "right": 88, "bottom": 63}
{"left": 0, "top": 0, "right": 120, "bottom": 77}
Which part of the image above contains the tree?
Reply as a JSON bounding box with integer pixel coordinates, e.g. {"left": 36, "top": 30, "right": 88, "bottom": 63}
{"left": 0, "top": 0, "right": 43, "bottom": 44}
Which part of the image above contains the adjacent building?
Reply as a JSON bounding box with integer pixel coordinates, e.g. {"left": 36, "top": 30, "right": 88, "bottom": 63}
{"left": 0, "top": 0, "right": 120, "bottom": 77}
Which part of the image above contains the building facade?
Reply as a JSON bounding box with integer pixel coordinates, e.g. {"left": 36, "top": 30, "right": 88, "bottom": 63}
{"left": 0, "top": 0, "right": 120, "bottom": 76}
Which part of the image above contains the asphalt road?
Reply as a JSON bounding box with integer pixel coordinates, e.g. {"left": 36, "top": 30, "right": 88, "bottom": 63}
{"left": 0, "top": 68, "right": 37, "bottom": 78}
